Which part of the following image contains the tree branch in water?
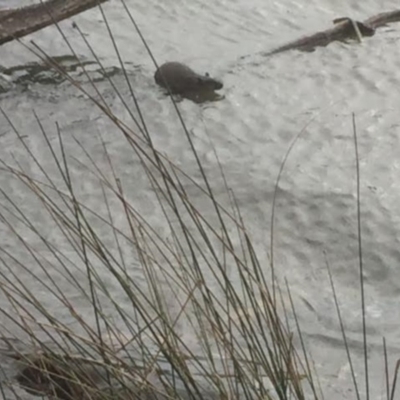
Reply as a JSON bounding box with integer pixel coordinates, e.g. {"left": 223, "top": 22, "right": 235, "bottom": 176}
{"left": 0, "top": 0, "right": 109, "bottom": 45}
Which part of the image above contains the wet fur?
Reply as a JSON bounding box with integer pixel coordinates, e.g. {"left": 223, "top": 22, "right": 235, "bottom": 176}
{"left": 154, "top": 62, "right": 223, "bottom": 97}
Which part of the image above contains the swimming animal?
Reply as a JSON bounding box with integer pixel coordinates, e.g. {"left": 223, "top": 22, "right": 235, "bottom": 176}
{"left": 264, "top": 17, "right": 376, "bottom": 56}
{"left": 154, "top": 62, "right": 223, "bottom": 103}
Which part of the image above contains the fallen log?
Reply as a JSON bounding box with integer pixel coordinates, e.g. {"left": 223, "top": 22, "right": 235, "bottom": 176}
{"left": 0, "top": 0, "right": 109, "bottom": 46}
{"left": 260, "top": 9, "right": 400, "bottom": 56}
{"left": 264, "top": 18, "right": 375, "bottom": 56}
{"left": 363, "top": 9, "right": 400, "bottom": 29}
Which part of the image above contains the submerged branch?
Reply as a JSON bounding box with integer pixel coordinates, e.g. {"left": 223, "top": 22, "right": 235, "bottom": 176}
{"left": 0, "top": 0, "right": 109, "bottom": 45}
{"left": 261, "top": 9, "right": 400, "bottom": 56}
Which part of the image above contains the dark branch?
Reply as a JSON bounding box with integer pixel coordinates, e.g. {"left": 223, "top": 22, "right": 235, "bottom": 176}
{"left": 0, "top": 0, "right": 109, "bottom": 45}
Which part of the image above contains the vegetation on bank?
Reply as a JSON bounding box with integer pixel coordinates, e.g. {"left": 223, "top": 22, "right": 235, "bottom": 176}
{"left": 0, "top": 2, "right": 398, "bottom": 400}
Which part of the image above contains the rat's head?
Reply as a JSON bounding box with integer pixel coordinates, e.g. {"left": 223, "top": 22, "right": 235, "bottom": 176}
{"left": 196, "top": 73, "right": 223, "bottom": 91}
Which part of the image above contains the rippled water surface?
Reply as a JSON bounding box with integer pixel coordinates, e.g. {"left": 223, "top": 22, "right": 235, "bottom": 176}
{"left": 1, "top": 1, "right": 400, "bottom": 399}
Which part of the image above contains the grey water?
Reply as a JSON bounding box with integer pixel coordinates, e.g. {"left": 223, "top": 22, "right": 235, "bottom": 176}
{"left": 1, "top": 1, "right": 400, "bottom": 399}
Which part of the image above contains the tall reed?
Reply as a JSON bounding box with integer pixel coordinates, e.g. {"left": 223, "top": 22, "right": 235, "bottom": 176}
{"left": 0, "top": 2, "right": 396, "bottom": 400}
